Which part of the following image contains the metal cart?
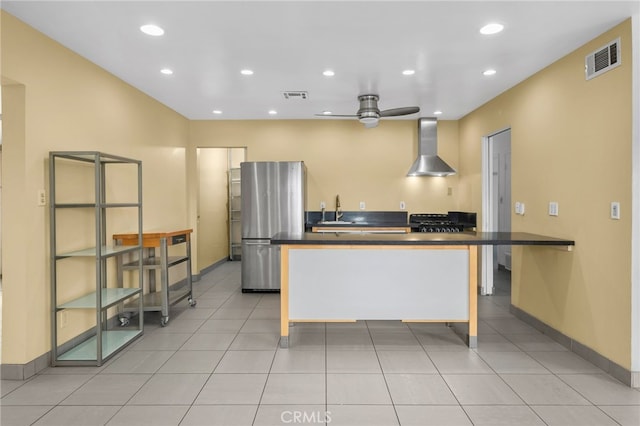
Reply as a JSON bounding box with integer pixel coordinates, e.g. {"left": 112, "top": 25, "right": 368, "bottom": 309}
{"left": 114, "top": 229, "right": 196, "bottom": 326}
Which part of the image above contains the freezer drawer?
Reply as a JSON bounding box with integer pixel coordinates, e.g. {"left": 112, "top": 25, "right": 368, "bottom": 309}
{"left": 241, "top": 240, "right": 280, "bottom": 291}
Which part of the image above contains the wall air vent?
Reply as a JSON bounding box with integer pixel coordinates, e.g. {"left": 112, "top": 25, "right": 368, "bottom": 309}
{"left": 585, "top": 37, "right": 621, "bottom": 80}
{"left": 282, "top": 91, "right": 308, "bottom": 100}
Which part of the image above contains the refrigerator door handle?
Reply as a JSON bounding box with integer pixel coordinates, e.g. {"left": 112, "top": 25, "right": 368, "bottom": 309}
{"left": 243, "top": 240, "right": 271, "bottom": 245}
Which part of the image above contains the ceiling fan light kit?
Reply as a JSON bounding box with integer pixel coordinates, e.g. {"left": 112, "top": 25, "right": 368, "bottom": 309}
{"left": 316, "top": 93, "right": 420, "bottom": 128}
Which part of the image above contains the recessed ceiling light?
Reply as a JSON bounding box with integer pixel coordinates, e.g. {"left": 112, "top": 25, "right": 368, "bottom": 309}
{"left": 160, "top": 68, "right": 173, "bottom": 75}
{"left": 240, "top": 69, "right": 254, "bottom": 76}
{"left": 212, "top": 110, "right": 222, "bottom": 115}
{"left": 433, "top": 110, "right": 443, "bottom": 115}
{"left": 402, "top": 69, "right": 416, "bottom": 76}
{"left": 140, "top": 24, "right": 164, "bottom": 36}
{"left": 322, "top": 111, "right": 332, "bottom": 115}
{"left": 480, "top": 23, "right": 504, "bottom": 35}
{"left": 483, "top": 69, "right": 497, "bottom": 76}
{"left": 323, "top": 70, "right": 335, "bottom": 77}
{"left": 268, "top": 110, "right": 277, "bottom": 115}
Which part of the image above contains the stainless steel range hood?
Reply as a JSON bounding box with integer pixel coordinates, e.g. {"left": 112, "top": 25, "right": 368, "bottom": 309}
{"left": 407, "top": 117, "right": 456, "bottom": 177}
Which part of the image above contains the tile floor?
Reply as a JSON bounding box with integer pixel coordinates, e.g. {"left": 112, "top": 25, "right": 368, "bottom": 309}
{"left": 2, "top": 263, "right": 640, "bottom": 425}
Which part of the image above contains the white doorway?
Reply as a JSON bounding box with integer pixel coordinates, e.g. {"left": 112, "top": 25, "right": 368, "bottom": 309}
{"left": 1, "top": 89, "right": 3, "bottom": 363}
{"left": 481, "top": 128, "right": 512, "bottom": 295}
{"left": 492, "top": 130, "right": 512, "bottom": 271}
{"left": 196, "top": 147, "right": 245, "bottom": 271}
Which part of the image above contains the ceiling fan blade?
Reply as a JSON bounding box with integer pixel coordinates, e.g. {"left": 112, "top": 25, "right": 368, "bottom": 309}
{"left": 314, "top": 114, "right": 359, "bottom": 117}
{"left": 379, "top": 106, "right": 420, "bottom": 117}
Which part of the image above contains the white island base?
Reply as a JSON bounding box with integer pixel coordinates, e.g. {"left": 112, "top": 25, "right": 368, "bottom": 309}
{"left": 279, "top": 244, "right": 478, "bottom": 348}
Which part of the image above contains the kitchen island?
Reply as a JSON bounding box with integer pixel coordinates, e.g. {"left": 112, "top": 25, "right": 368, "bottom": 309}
{"left": 272, "top": 232, "right": 574, "bottom": 348}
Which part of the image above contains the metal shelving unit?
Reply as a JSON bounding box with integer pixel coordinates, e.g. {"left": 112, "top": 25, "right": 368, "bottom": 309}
{"left": 228, "top": 167, "right": 242, "bottom": 260}
{"left": 49, "top": 151, "right": 144, "bottom": 366}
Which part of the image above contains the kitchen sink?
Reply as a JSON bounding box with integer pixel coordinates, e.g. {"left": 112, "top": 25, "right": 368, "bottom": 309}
{"left": 317, "top": 221, "right": 355, "bottom": 225}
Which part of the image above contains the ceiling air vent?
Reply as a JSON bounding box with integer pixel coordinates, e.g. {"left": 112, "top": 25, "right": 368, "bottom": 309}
{"left": 282, "top": 91, "right": 308, "bottom": 100}
{"left": 585, "top": 37, "right": 621, "bottom": 80}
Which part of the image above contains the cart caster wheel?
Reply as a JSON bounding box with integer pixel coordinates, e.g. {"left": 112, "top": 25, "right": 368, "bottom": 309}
{"left": 119, "top": 317, "right": 130, "bottom": 327}
{"left": 160, "top": 317, "right": 169, "bottom": 327}
{"left": 188, "top": 298, "right": 197, "bottom": 307}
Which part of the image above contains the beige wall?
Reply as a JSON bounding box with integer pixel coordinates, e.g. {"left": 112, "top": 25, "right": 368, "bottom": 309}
{"left": 196, "top": 147, "right": 246, "bottom": 269}
{"left": 189, "top": 119, "right": 460, "bottom": 214}
{"left": 458, "top": 19, "right": 633, "bottom": 368}
{"left": 197, "top": 148, "right": 229, "bottom": 268}
{"left": 1, "top": 12, "right": 189, "bottom": 365}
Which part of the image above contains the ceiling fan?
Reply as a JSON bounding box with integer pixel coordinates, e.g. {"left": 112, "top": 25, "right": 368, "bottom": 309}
{"left": 317, "top": 94, "right": 420, "bottom": 128}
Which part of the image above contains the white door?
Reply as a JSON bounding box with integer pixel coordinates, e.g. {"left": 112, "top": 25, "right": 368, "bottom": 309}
{"left": 481, "top": 128, "right": 511, "bottom": 294}
{"left": 492, "top": 130, "right": 512, "bottom": 269}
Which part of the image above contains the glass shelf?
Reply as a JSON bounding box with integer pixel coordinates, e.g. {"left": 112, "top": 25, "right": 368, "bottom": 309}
{"left": 54, "top": 202, "right": 140, "bottom": 208}
{"left": 57, "top": 330, "right": 142, "bottom": 361}
{"left": 58, "top": 288, "right": 142, "bottom": 310}
{"left": 50, "top": 151, "right": 142, "bottom": 165}
{"left": 57, "top": 245, "right": 140, "bottom": 258}
{"left": 122, "top": 256, "right": 188, "bottom": 270}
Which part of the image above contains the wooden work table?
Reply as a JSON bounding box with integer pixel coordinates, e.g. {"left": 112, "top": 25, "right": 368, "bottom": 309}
{"left": 113, "top": 229, "right": 195, "bottom": 327}
{"left": 112, "top": 229, "right": 192, "bottom": 248}
{"left": 271, "top": 231, "right": 574, "bottom": 349}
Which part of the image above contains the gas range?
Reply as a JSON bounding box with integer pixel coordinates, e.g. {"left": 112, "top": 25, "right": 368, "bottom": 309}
{"left": 409, "top": 212, "right": 476, "bottom": 233}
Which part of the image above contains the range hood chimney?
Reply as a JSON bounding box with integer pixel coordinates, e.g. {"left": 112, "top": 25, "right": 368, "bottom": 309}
{"left": 407, "top": 117, "right": 456, "bottom": 177}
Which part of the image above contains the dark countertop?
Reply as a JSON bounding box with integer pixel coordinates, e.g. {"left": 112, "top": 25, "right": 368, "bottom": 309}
{"left": 271, "top": 231, "right": 575, "bottom": 247}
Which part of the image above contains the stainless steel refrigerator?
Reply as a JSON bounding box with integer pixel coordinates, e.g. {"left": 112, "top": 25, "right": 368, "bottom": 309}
{"left": 241, "top": 161, "right": 306, "bottom": 292}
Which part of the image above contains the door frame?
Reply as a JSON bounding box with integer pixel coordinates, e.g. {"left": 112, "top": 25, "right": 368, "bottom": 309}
{"left": 481, "top": 126, "right": 511, "bottom": 295}
{"left": 630, "top": 13, "right": 639, "bottom": 384}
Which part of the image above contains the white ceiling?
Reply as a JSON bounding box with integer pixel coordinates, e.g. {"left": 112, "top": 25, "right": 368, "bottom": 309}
{"left": 2, "top": 1, "right": 638, "bottom": 121}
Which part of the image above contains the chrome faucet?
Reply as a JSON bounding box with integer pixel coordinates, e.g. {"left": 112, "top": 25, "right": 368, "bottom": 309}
{"left": 335, "top": 194, "right": 343, "bottom": 221}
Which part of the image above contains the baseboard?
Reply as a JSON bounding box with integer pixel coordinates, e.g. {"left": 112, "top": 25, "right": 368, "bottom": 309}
{"left": 510, "top": 304, "right": 638, "bottom": 388}
{"left": 1, "top": 260, "right": 232, "bottom": 381}
{"left": 1, "top": 314, "right": 134, "bottom": 380}
{"left": 1, "top": 352, "right": 49, "bottom": 381}
{"left": 193, "top": 257, "right": 228, "bottom": 282}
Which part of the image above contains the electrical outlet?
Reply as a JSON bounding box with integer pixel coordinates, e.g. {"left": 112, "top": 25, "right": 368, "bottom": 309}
{"left": 611, "top": 201, "right": 620, "bottom": 219}
{"left": 38, "top": 189, "right": 46, "bottom": 206}
{"left": 548, "top": 202, "right": 559, "bottom": 216}
{"left": 400, "top": 201, "right": 406, "bottom": 210}
{"left": 447, "top": 187, "right": 453, "bottom": 196}
{"left": 515, "top": 202, "right": 525, "bottom": 215}
{"left": 320, "top": 201, "right": 326, "bottom": 209}
{"left": 359, "top": 201, "right": 366, "bottom": 210}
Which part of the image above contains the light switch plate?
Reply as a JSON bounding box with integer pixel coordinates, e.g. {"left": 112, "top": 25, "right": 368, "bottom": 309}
{"left": 611, "top": 201, "right": 620, "bottom": 219}
{"left": 37, "top": 189, "right": 46, "bottom": 206}
{"left": 515, "top": 202, "right": 525, "bottom": 215}
{"left": 359, "top": 201, "right": 366, "bottom": 210}
{"left": 548, "top": 202, "right": 559, "bottom": 216}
